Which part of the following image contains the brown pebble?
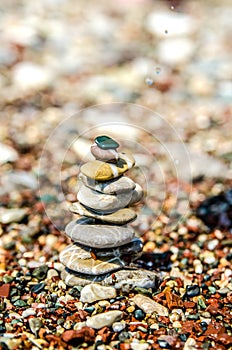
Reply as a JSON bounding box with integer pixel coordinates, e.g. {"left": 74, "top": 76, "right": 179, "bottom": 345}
{"left": 62, "top": 327, "right": 95, "bottom": 344}
{"left": 0, "top": 283, "right": 10, "bottom": 297}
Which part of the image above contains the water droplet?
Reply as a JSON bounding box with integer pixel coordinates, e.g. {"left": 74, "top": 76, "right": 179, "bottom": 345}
{"left": 171, "top": 5, "right": 175, "bottom": 10}
{"left": 155, "top": 67, "right": 161, "bottom": 75}
{"left": 145, "top": 77, "right": 154, "bottom": 86}
{"left": 175, "top": 159, "right": 179, "bottom": 165}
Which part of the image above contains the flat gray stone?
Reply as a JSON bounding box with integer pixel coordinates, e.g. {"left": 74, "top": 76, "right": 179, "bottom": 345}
{"left": 77, "top": 183, "right": 134, "bottom": 213}
{"left": 129, "top": 183, "right": 144, "bottom": 205}
{"left": 61, "top": 268, "right": 160, "bottom": 291}
{"left": 65, "top": 218, "right": 134, "bottom": 248}
{"left": 91, "top": 144, "right": 119, "bottom": 161}
{"left": 79, "top": 173, "right": 136, "bottom": 194}
{"left": 69, "top": 202, "right": 137, "bottom": 224}
{"left": 0, "top": 208, "right": 27, "bottom": 224}
{"left": 60, "top": 244, "right": 125, "bottom": 275}
{"left": 59, "top": 238, "right": 143, "bottom": 274}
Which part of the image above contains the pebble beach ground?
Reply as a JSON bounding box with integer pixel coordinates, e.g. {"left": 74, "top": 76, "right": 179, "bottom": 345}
{"left": 0, "top": 0, "right": 232, "bottom": 349}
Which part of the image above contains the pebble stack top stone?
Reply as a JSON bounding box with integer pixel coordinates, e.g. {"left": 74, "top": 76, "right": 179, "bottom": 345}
{"left": 60, "top": 135, "right": 159, "bottom": 288}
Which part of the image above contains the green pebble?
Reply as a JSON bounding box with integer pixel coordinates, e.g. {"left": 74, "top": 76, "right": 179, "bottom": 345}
{"left": 95, "top": 135, "right": 119, "bottom": 150}
{"left": 32, "top": 265, "right": 49, "bottom": 280}
{"left": 208, "top": 286, "right": 216, "bottom": 294}
{"left": 84, "top": 306, "right": 95, "bottom": 313}
{"left": 2, "top": 275, "right": 14, "bottom": 283}
{"left": 186, "top": 314, "right": 199, "bottom": 320}
{"left": 13, "top": 300, "right": 27, "bottom": 307}
{"left": 197, "top": 297, "right": 206, "bottom": 309}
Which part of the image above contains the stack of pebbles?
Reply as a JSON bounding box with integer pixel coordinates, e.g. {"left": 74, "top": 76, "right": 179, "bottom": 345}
{"left": 60, "top": 135, "right": 159, "bottom": 289}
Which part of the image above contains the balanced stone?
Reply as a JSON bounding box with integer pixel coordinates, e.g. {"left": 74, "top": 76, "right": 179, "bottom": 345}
{"left": 91, "top": 144, "right": 119, "bottom": 161}
{"left": 65, "top": 218, "right": 134, "bottom": 248}
{"left": 94, "top": 135, "right": 119, "bottom": 150}
{"left": 79, "top": 173, "right": 136, "bottom": 194}
{"left": 61, "top": 268, "right": 160, "bottom": 291}
{"left": 59, "top": 238, "right": 143, "bottom": 274}
{"left": 60, "top": 245, "right": 125, "bottom": 275}
{"left": 128, "top": 183, "right": 144, "bottom": 205}
{"left": 80, "top": 153, "right": 135, "bottom": 181}
{"left": 77, "top": 183, "right": 134, "bottom": 213}
{"left": 69, "top": 202, "right": 137, "bottom": 224}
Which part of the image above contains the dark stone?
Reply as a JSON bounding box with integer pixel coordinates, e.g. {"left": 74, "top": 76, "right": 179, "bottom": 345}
{"left": 134, "top": 309, "right": 145, "bottom": 320}
{"left": 32, "top": 265, "right": 49, "bottom": 280}
{"left": 31, "top": 282, "right": 45, "bottom": 294}
{"left": 196, "top": 189, "right": 232, "bottom": 229}
{"left": 118, "top": 331, "right": 130, "bottom": 342}
{"left": 95, "top": 135, "right": 119, "bottom": 150}
{"left": 158, "top": 339, "right": 171, "bottom": 348}
{"left": 133, "top": 251, "right": 172, "bottom": 271}
{"left": 186, "top": 285, "right": 200, "bottom": 297}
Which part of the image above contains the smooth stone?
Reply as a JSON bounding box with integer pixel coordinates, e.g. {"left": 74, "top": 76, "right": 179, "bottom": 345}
{"left": 128, "top": 183, "right": 143, "bottom": 205}
{"left": 133, "top": 294, "right": 169, "bottom": 316}
{"left": 0, "top": 143, "right": 18, "bottom": 165}
{"left": 86, "top": 310, "right": 123, "bottom": 329}
{"left": 61, "top": 268, "right": 160, "bottom": 291}
{"left": 94, "top": 135, "right": 119, "bottom": 150}
{"left": 91, "top": 144, "right": 119, "bottom": 161}
{"left": 65, "top": 218, "right": 134, "bottom": 248}
{"left": 80, "top": 284, "right": 116, "bottom": 303}
{"left": 60, "top": 246, "right": 125, "bottom": 275}
{"left": 80, "top": 153, "right": 135, "bottom": 181}
{"left": 59, "top": 238, "right": 143, "bottom": 274}
{"left": 77, "top": 183, "right": 134, "bottom": 213}
{"left": 69, "top": 202, "right": 137, "bottom": 224}
{"left": 79, "top": 173, "right": 136, "bottom": 194}
{"left": 0, "top": 208, "right": 27, "bottom": 224}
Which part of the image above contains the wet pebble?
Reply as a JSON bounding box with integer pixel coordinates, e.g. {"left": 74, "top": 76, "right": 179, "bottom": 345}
{"left": 186, "top": 285, "right": 200, "bottom": 297}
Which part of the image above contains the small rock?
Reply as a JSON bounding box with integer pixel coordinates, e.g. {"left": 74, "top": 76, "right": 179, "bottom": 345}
{"left": 95, "top": 135, "right": 119, "bottom": 150}
{"left": 32, "top": 265, "right": 49, "bottom": 280}
{"left": 0, "top": 284, "right": 10, "bottom": 298}
{"left": 22, "top": 308, "right": 36, "bottom": 318}
{"left": 80, "top": 284, "right": 116, "bottom": 303}
{"left": 133, "top": 294, "right": 169, "bottom": 316}
{"left": 28, "top": 318, "right": 43, "bottom": 336}
{"left": 186, "top": 285, "right": 200, "bottom": 297}
{"left": 0, "top": 208, "right": 27, "bottom": 224}
{"left": 12, "top": 62, "right": 53, "bottom": 91}
{"left": 134, "top": 309, "right": 145, "bottom": 320}
{"left": 0, "top": 143, "right": 18, "bottom": 165}
{"left": 112, "top": 322, "right": 125, "bottom": 332}
{"left": 86, "top": 310, "right": 123, "bottom": 329}
{"left": 62, "top": 327, "right": 95, "bottom": 344}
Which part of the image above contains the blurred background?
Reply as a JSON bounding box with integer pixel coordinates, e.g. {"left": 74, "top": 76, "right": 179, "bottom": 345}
{"left": 0, "top": 0, "right": 232, "bottom": 230}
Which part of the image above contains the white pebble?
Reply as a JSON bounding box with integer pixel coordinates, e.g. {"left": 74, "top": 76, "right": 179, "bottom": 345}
{"left": 80, "top": 284, "right": 116, "bottom": 303}
{"left": 112, "top": 322, "right": 125, "bottom": 332}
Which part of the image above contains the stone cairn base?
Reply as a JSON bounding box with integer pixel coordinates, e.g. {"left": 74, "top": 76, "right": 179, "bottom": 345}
{"left": 60, "top": 135, "right": 159, "bottom": 290}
